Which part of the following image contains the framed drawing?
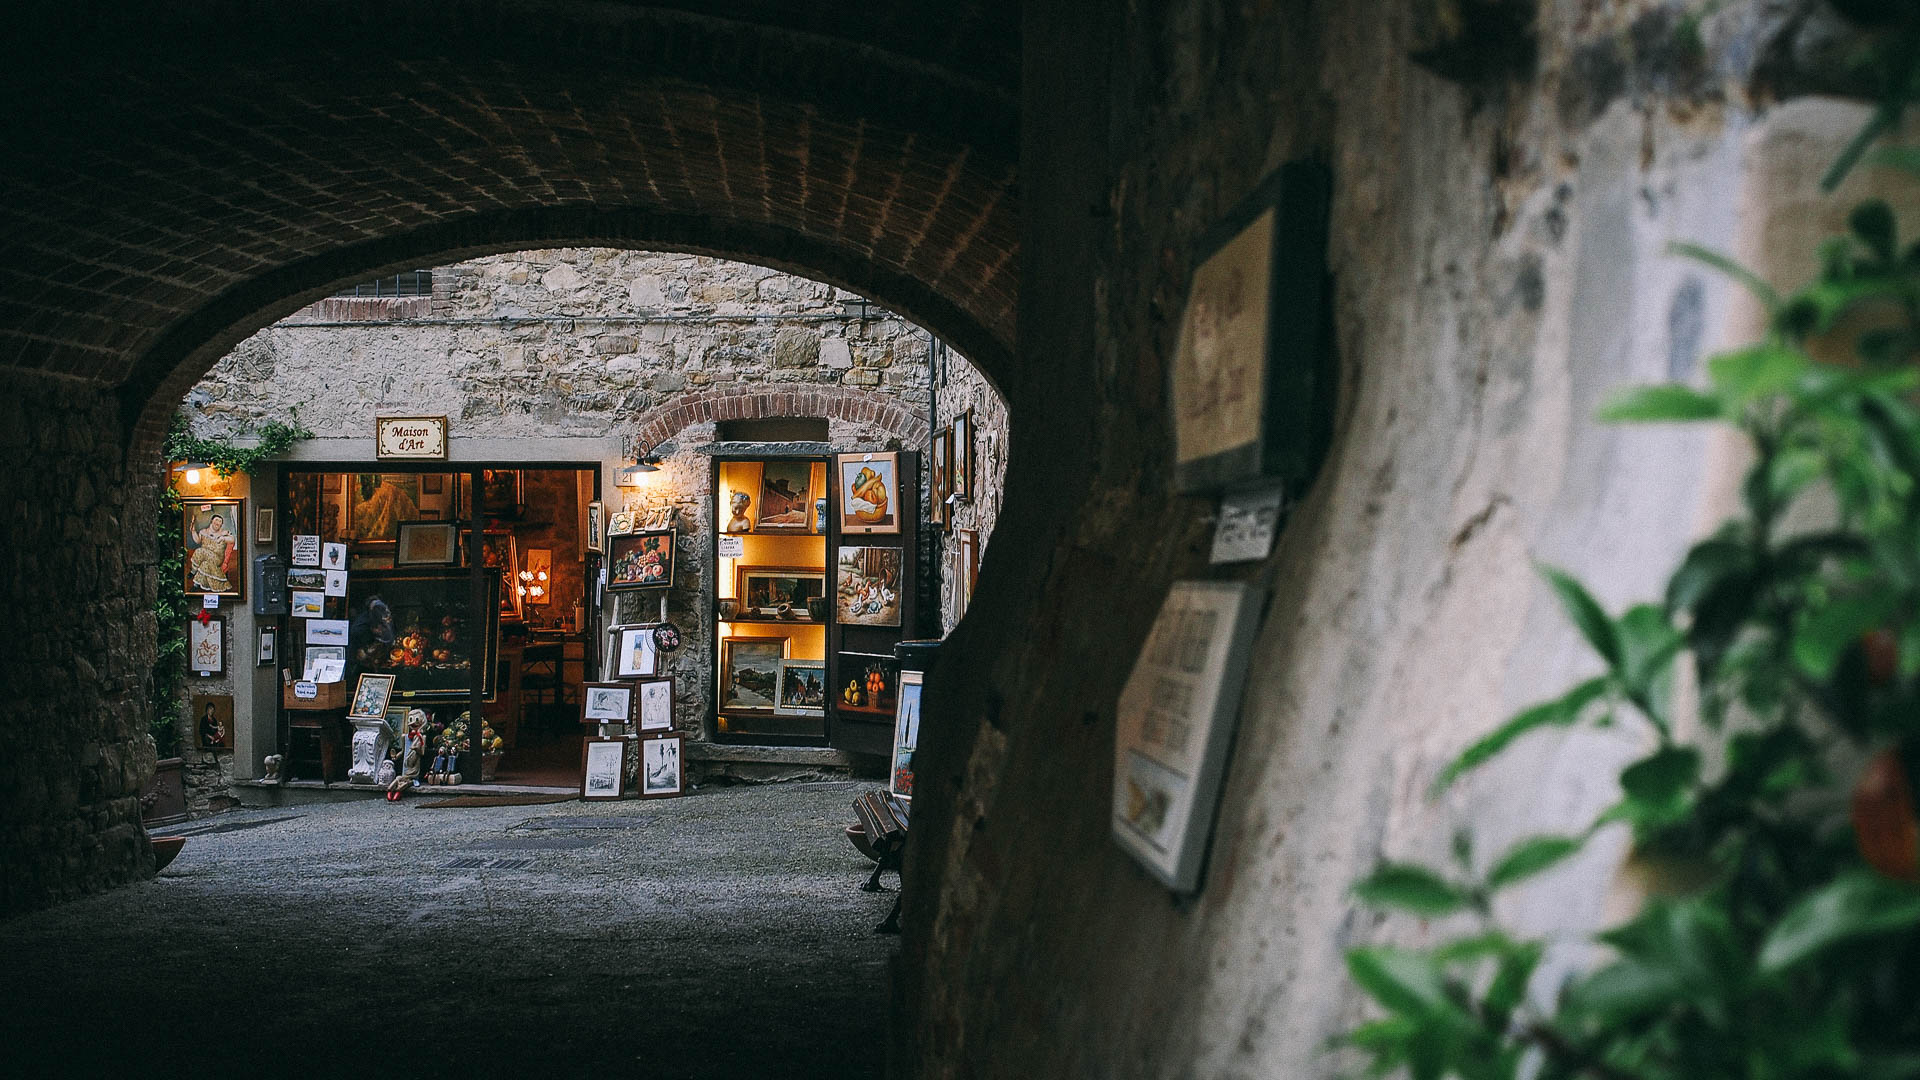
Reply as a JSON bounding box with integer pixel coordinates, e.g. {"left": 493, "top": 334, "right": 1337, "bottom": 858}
{"left": 836, "top": 453, "right": 900, "bottom": 535}
{"left": 836, "top": 651, "right": 899, "bottom": 720}
{"left": 930, "top": 428, "right": 952, "bottom": 528}
{"left": 191, "top": 694, "right": 234, "bottom": 752}
{"left": 736, "top": 565, "right": 827, "bottom": 621}
{"left": 257, "top": 626, "right": 275, "bottom": 666}
{"left": 890, "top": 670, "right": 924, "bottom": 799}
{"left": 640, "top": 733, "right": 686, "bottom": 798}
{"left": 188, "top": 617, "right": 225, "bottom": 675}
{"left": 836, "top": 546, "right": 902, "bottom": 627}
{"left": 719, "top": 636, "right": 788, "bottom": 712}
{"left": 347, "top": 673, "right": 396, "bottom": 720}
{"left": 182, "top": 499, "right": 245, "bottom": 599}
{"left": 605, "top": 624, "right": 659, "bottom": 679}
{"left": 395, "top": 521, "right": 458, "bottom": 566}
{"left": 1170, "top": 162, "right": 1331, "bottom": 494}
{"left": 580, "top": 736, "right": 626, "bottom": 800}
{"left": 754, "top": 460, "right": 814, "bottom": 533}
{"left": 585, "top": 499, "right": 603, "bottom": 553}
{"left": 255, "top": 507, "right": 275, "bottom": 545}
{"left": 635, "top": 677, "right": 675, "bottom": 732}
{"left": 952, "top": 411, "right": 972, "bottom": 500}
{"left": 774, "top": 659, "right": 828, "bottom": 717}
{"left": 607, "top": 529, "right": 674, "bottom": 590}
{"left": 581, "top": 682, "right": 635, "bottom": 724}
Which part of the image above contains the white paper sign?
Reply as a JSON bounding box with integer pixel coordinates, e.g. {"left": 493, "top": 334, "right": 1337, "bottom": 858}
{"left": 293, "top": 680, "right": 318, "bottom": 700}
{"left": 321, "top": 543, "right": 347, "bottom": 571}
{"left": 1209, "top": 487, "right": 1286, "bottom": 564}
{"left": 1112, "top": 580, "right": 1263, "bottom": 892}
{"left": 291, "top": 535, "right": 321, "bottom": 567}
{"left": 291, "top": 590, "right": 324, "bottom": 618}
{"left": 306, "top": 619, "right": 349, "bottom": 645}
{"left": 717, "top": 535, "right": 745, "bottom": 558}
{"left": 305, "top": 657, "right": 345, "bottom": 684}
{"left": 324, "top": 569, "right": 348, "bottom": 597}
{"left": 202, "top": 594, "right": 220, "bottom": 610}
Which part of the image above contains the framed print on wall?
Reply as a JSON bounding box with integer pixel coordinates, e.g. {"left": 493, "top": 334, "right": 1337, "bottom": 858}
{"left": 182, "top": 499, "right": 245, "bottom": 599}
{"left": 255, "top": 507, "right": 275, "bottom": 545}
{"left": 639, "top": 732, "right": 686, "bottom": 798}
{"left": 1169, "top": 162, "right": 1332, "bottom": 494}
{"left": 774, "top": 659, "right": 828, "bottom": 717}
{"left": 580, "top": 736, "right": 626, "bottom": 800}
{"left": 607, "top": 529, "right": 675, "bottom": 590}
{"left": 191, "top": 694, "right": 234, "bottom": 752}
{"left": 581, "top": 682, "right": 635, "bottom": 724}
{"left": 890, "top": 670, "right": 924, "bottom": 799}
{"left": 836, "top": 546, "right": 902, "bottom": 627}
{"left": 930, "top": 428, "right": 952, "bottom": 528}
{"left": 837, "top": 651, "right": 899, "bottom": 720}
{"left": 755, "top": 460, "right": 814, "bottom": 533}
{"left": 720, "top": 636, "right": 788, "bottom": 712}
{"left": 635, "top": 676, "right": 675, "bottom": 732}
{"left": 736, "top": 565, "right": 827, "bottom": 621}
{"left": 606, "top": 624, "right": 660, "bottom": 679}
{"left": 188, "top": 616, "right": 225, "bottom": 675}
{"left": 395, "top": 521, "right": 458, "bottom": 566}
{"left": 836, "top": 452, "right": 900, "bottom": 535}
{"left": 952, "top": 411, "right": 973, "bottom": 500}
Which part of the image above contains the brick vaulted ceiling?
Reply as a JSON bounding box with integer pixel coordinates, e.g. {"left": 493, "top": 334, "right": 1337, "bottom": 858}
{"left": 0, "top": 1, "right": 1020, "bottom": 437}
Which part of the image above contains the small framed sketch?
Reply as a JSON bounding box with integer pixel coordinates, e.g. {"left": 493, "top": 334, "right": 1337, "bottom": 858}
{"left": 581, "top": 682, "right": 636, "bottom": 724}
{"left": 952, "top": 411, "right": 973, "bottom": 500}
{"left": 836, "top": 452, "right": 900, "bottom": 534}
{"left": 607, "top": 528, "right": 675, "bottom": 590}
{"left": 585, "top": 500, "right": 604, "bottom": 553}
{"left": 256, "top": 627, "right": 276, "bottom": 667}
{"left": 255, "top": 507, "right": 275, "bottom": 545}
{"left": 635, "top": 676, "right": 675, "bottom": 732}
{"left": 639, "top": 732, "right": 686, "bottom": 798}
{"left": 191, "top": 694, "right": 234, "bottom": 752}
{"left": 188, "top": 617, "right": 225, "bottom": 675}
{"left": 347, "top": 673, "right": 396, "bottom": 720}
{"left": 605, "top": 624, "right": 660, "bottom": 679}
{"left": 395, "top": 521, "right": 459, "bottom": 566}
{"left": 891, "top": 670, "right": 924, "bottom": 799}
{"left": 581, "top": 736, "right": 627, "bottom": 800}
{"left": 774, "top": 659, "right": 828, "bottom": 717}
{"left": 720, "top": 636, "right": 788, "bottom": 712}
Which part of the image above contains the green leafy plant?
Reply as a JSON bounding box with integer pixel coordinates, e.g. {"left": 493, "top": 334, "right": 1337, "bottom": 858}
{"left": 151, "top": 412, "right": 310, "bottom": 754}
{"left": 1340, "top": 155, "right": 1920, "bottom": 1080}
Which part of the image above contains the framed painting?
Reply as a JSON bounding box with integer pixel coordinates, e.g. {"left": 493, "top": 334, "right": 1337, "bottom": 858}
{"left": 1170, "top": 162, "right": 1331, "bottom": 494}
{"left": 191, "top": 694, "right": 234, "bottom": 752}
{"left": 188, "top": 616, "right": 225, "bottom": 675}
{"left": 890, "top": 670, "right": 924, "bottom": 799}
{"left": 585, "top": 499, "right": 604, "bottom": 553}
{"left": 639, "top": 733, "right": 686, "bottom": 798}
{"left": 836, "top": 546, "right": 902, "bottom": 627}
{"left": 347, "top": 672, "right": 396, "bottom": 720}
{"left": 836, "top": 452, "right": 900, "bottom": 535}
{"left": 467, "top": 529, "right": 521, "bottom": 621}
{"left": 255, "top": 507, "right": 275, "bottom": 545}
{"left": 635, "top": 676, "right": 675, "bottom": 732}
{"left": 395, "top": 521, "right": 458, "bottom": 566}
{"left": 736, "top": 566, "right": 827, "bottom": 621}
{"left": 344, "top": 569, "right": 500, "bottom": 701}
{"left": 605, "top": 623, "right": 660, "bottom": 679}
{"left": 930, "top": 428, "right": 952, "bottom": 528}
{"left": 480, "top": 468, "right": 523, "bottom": 518}
{"left": 952, "top": 411, "right": 973, "bottom": 500}
{"left": 346, "top": 474, "right": 424, "bottom": 542}
{"left": 755, "top": 460, "right": 814, "bottom": 533}
{"left": 719, "top": 636, "right": 788, "bottom": 712}
{"left": 607, "top": 529, "right": 674, "bottom": 590}
{"left": 581, "top": 682, "right": 635, "bottom": 724}
{"left": 774, "top": 659, "right": 828, "bottom": 717}
{"left": 580, "top": 736, "right": 626, "bottom": 800}
{"left": 836, "top": 651, "right": 899, "bottom": 720}
{"left": 182, "top": 499, "right": 245, "bottom": 599}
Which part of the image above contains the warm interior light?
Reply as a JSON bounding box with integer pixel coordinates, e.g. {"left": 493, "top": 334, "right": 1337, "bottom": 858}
{"left": 536, "top": 571, "right": 548, "bottom": 582}
{"left": 184, "top": 468, "right": 202, "bottom": 485}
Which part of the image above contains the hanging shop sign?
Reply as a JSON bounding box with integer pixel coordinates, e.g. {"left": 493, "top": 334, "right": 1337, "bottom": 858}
{"left": 375, "top": 416, "right": 449, "bottom": 460}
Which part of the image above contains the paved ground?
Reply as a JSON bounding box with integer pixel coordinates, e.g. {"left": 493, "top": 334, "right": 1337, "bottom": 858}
{"left": 0, "top": 783, "right": 898, "bottom": 1079}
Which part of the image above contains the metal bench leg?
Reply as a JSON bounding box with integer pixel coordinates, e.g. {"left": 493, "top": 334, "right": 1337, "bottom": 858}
{"left": 875, "top": 895, "right": 902, "bottom": 935}
{"left": 862, "top": 846, "right": 896, "bottom": 892}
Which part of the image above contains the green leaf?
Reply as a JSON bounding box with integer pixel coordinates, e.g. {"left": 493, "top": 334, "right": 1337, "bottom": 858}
{"left": 1759, "top": 871, "right": 1920, "bottom": 974}
{"left": 1353, "top": 863, "right": 1471, "bottom": 917}
{"left": 1481, "top": 941, "right": 1543, "bottom": 1032}
{"left": 1597, "top": 384, "right": 1722, "bottom": 423}
{"left": 1540, "top": 565, "right": 1621, "bottom": 667}
{"left": 1707, "top": 344, "right": 1809, "bottom": 403}
{"left": 1664, "top": 534, "right": 1754, "bottom": 618}
{"left": 1615, "top": 604, "right": 1681, "bottom": 727}
{"left": 1851, "top": 199, "right": 1898, "bottom": 262}
{"left": 1669, "top": 241, "right": 1780, "bottom": 312}
{"left": 1485, "top": 834, "right": 1585, "bottom": 892}
{"left": 1619, "top": 746, "right": 1700, "bottom": 816}
{"left": 1432, "top": 676, "right": 1609, "bottom": 792}
{"left": 1346, "top": 946, "right": 1450, "bottom": 1015}
{"left": 1792, "top": 592, "right": 1901, "bottom": 681}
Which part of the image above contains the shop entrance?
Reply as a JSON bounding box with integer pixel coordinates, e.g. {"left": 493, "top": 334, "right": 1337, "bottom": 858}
{"left": 276, "top": 463, "right": 601, "bottom": 789}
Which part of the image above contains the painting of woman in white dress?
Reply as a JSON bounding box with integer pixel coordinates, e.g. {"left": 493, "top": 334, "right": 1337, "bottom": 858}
{"left": 182, "top": 500, "right": 244, "bottom": 598}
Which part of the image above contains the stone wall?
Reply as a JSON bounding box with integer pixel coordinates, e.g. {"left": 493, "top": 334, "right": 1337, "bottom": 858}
{"left": 0, "top": 374, "right": 157, "bottom": 914}
{"left": 933, "top": 339, "right": 1008, "bottom": 632}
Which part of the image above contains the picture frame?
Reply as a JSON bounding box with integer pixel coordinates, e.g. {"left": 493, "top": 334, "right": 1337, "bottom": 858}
{"left": 836, "top": 452, "right": 901, "bottom": 535}
{"left": 480, "top": 468, "right": 523, "bottom": 518}
{"left": 290, "top": 590, "right": 325, "bottom": 618}
{"left": 956, "top": 528, "right": 980, "bottom": 617}
{"left": 345, "top": 569, "right": 500, "bottom": 701}
{"left": 287, "top": 568, "right": 327, "bottom": 591}
{"left": 580, "top": 736, "right": 626, "bottom": 800}
{"left": 608, "top": 510, "right": 637, "bottom": 537}
{"left": 345, "top": 474, "right": 426, "bottom": 542}
{"left": 181, "top": 498, "right": 245, "bottom": 599}
{"left": 190, "top": 694, "right": 234, "bottom": 752}
{"left": 953, "top": 411, "right": 973, "bottom": 500}
{"left": 930, "top": 428, "right": 952, "bottom": 528}
{"left": 605, "top": 623, "right": 660, "bottom": 679}
{"left": 255, "top": 507, "right": 275, "bottom": 545}
{"left": 754, "top": 460, "right": 814, "bottom": 533}
{"left": 469, "top": 529, "right": 521, "bottom": 621}
{"left": 735, "top": 565, "right": 828, "bottom": 621}
{"left": 322, "top": 474, "right": 343, "bottom": 495}
{"left": 188, "top": 616, "right": 225, "bottom": 675}
{"left": 1170, "top": 162, "right": 1331, "bottom": 494}
{"left": 639, "top": 732, "right": 686, "bottom": 798}
{"left": 635, "top": 676, "right": 675, "bottom": 732}
{"left": 836, "top": 546, "right": 903, "bottom": 627}
{"left": 890, "top": 670, "right": 924, "bottom": 799}
{"left": 347, "top": 672, "right": 397, "bottom": 720}
{"left": 580, "top": 681, "right": 636, "bottom": 724}
{"left": 606, "top": 528, "right": 675, "bottom": 590}
{"left": 774, "top": 659, "right": 828, "bottom": 717}
{"left": 719, "top": 636, "right": 789, "bottom": 712}
{"left": 585, "top": 499, "right": 603, "bottom": 553}
{"left": 836, "top": 651, "right": 899, "bottom": 719}
{"left": 257, "top": 626, "right": 275, "bottom": 667}
{"left": 395, "top": 521, "right": 459, "bottom": 566}
{"left": 422, "top": 474, "right": 445, "bottom": 496}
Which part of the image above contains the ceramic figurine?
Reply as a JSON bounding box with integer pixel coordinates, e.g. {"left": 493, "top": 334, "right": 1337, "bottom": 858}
{"left": 726, "top": 490, "right": 753, "bottom": 533}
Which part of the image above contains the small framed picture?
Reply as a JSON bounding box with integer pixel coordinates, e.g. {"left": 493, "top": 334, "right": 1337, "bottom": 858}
{"left": 287, "top": 568, "right": 326, "bottom": 591}
{"left": 607, "top": 528, "right": 675, "bottom": 590}
{"left": 635, "top": 677, "right": 675, "bottom": 732}
{"left": 755, "top": 459, "right": 815, "bottom": 533}
{"left": 256, "top": 627, "right": 275, "bottom": 667}
{"left": 581, "top": 736, "right": 627, "bottom": 800}
{"left": 291, "top": 534, "right": 322, "bottom": 567}
{"left": 347, "top": 673, "right": 396, "bottom": 721}
{"left": 290, "top": 590, "right": 325, "bottom": 618}
{"left": 774, "top": 659, "right": 828, "bottom": 717}
{"left": 736, "top": 565, "right": 828, "bottom": 620}
{"left": 837, "top": 651, "right": 899, "bottom": 719}
{"left": 396, "top": 521, "right": 459, "bottom": 566}
{"left": 720, "top": 636, "right": 788, "bottom": 712}
{"left": 585, "top": 500, "right": 604, "bottom": 553}
{"left": 580, "top": 682, "right": 636, "bottom": 724}
{"left": 930, "top": 429, "right": 952, "bottom": 528}
{"left": 639, "top": 732, "right": 686, "bottom": 798}
{"left": 322, "top": 474, "right": 343, "bottom": 494}
{"left": 188, "top": 617, "right": 225, "bottom": 675}
{"left": 191, "top": 694, "right": 234, "bottom": 752}
{"left": 953, "top": 411, "right": 973, "bottom": 500}
{"left": 322, "top": 542, "right": 348, "bottom": 571}
{"left": 605, "top": 624, "right": 659, "bottom": 679}
{"left": 609, "top": 510, "right": 636, "bottom": 537}
{"left": 837, "top": 453, "right": 901, "bottom": 535}
{"left": 891, "top": 670, "right": 924, "bottom": 799}
{"left": 255, "top": 507, "right": 275, "bottom": 545}
{"left": 836, "top": 546, "right": 903, "bottom": 627}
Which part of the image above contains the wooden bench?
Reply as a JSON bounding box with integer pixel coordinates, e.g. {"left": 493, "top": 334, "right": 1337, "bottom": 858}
{"left": 852, "top": 790, "right": 910, "bottom": 934}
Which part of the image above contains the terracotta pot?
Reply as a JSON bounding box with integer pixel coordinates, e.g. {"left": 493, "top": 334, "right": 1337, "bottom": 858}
{"left": 845, "top": 823, "right": 881, "bottom": 863}
{"left": 150, "top": 836, "right": 186, "bottom": 872}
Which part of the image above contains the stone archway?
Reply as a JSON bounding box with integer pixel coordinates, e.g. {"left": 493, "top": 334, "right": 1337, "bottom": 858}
{"left": 631, "top": 385, "right": 933, "bottom": 453}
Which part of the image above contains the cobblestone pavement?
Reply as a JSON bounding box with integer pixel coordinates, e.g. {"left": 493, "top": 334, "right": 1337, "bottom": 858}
{"left": 0, "top": 782, "right": 898, "bottom": 1079}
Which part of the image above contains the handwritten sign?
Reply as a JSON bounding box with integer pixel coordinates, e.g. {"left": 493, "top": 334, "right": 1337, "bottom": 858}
{"left": 375, "top": 415, "right": 448, "bottom": 460}
{"left": 1209, "top": 487, "right": 1285, "bottom": 564}
{"left": 293, "top": 680, "right": 318, "bottom": 701}
{"left": 717, "top": 535, "right": 744, "bottom": 558}
{"left": 291, "top": 534, "right": 321, "bottom": 567}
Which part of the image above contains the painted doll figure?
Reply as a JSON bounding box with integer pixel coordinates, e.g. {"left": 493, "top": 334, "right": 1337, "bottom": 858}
{"left": 188, "top": 512, "right": 236, "bottom": 592}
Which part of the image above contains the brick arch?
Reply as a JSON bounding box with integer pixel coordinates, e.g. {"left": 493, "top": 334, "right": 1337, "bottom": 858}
{"left": 633, "top": 386, "right": 932, "bottom": 452}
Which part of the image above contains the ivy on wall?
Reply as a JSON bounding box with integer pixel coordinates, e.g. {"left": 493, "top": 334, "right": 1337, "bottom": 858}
{"left": 152, "top": 412, "right": 311, "bottom": 755}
